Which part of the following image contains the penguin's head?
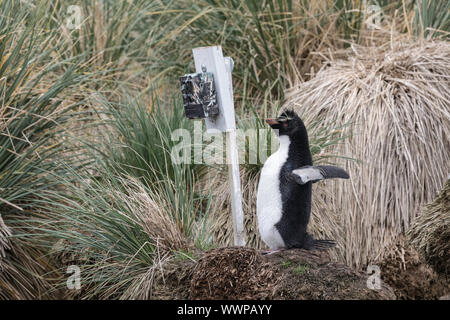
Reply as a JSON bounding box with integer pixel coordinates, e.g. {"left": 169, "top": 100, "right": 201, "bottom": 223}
{"left": 265, "top": 110, "right": 306, "bottom": 137}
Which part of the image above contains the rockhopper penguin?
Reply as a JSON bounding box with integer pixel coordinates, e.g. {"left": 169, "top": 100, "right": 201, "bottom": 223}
{"left": 256, "top": 110, "right": 349, "bottom": 251}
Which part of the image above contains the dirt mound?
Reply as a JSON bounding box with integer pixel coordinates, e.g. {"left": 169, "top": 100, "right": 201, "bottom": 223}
{"left": 427, "top": 225, "right": 450, "bottom": 276}
{"left": 152, "top": 258, "right": 196, "bottom": 299}
{"left": 266, "top": 249, "right": 395, "bottom": 300}
{"left": 188, "top": 247, "right": 395, "bottom": 300}
{"left": 190, "top": 247, "right": 277, "bottom": 299}
{"left": 377, "top": 236, "right": 449, "bottom": 299}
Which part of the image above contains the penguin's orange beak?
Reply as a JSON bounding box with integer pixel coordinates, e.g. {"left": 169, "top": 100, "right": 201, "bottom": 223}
{"left": 265, "top": 118, "right": 279, "bottom": 126}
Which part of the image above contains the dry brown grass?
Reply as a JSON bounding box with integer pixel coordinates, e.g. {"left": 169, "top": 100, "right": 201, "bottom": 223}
{"left": 125, "top": 180, "right": 191, "bottom": 253}
{"left": 408, "top": 178, "right": 450, "bottom": 276}
{"left": 115, "top": 180, "right": 196, "bottom": 299}
{"left": 206, "top": 168, "right": 263, "bottom": 249}
{"left": 283, "top": 40, "right": 450, "bottom": 268}
{"left": 0, "top": 242, "right": 60, "bottom": 299}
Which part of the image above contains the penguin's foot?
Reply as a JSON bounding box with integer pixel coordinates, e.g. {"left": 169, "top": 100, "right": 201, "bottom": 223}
{"left": 310, "top": 239, "right": 336, "bottom": 251}
{"left": 303, "top": 234, "right": 336, "bottom": 251}
{"left": 262, "top": 248, "right": 285, "bottom": 255}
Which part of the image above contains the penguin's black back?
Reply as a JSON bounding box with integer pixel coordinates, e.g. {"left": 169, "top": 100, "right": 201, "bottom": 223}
{"left": 275, "top": 124, "right": 314, "bottom": 249}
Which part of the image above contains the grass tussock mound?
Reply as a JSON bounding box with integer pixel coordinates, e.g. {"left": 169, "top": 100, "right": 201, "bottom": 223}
{"left": 285, "top": 40, "right": 450, "bottom": 268}
{"left": 409, "top": 178, "right": 450, "bottom": 276}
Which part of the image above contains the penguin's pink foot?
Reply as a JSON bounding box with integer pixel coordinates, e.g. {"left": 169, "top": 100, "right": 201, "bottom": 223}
{"left": 262, "top": 248, "right": 285, "bottom": 255}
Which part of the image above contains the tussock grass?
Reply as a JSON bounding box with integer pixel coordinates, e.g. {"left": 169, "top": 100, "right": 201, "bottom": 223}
{"left": 100, "top": 96, "right": 204, "bottom": 185}
{"left": 0, "top": 0, "right": 93, "bottom": 299}
{"left": 150, "top": 0, "right": 387, "bottom": 104}
{"left": 96, "top": 96, "right": 211, "bottom": 240}
{"left": 412, "top": 0, "right": 450, "bottom": 38}
{"left": 19, "top": 95, "right": 214, "bottom": 298}
{"left": 285, "top": 40, "right": 450, "bottom": 268}
{"left": 29, "top": 170, "right": 192, "bottom": 299}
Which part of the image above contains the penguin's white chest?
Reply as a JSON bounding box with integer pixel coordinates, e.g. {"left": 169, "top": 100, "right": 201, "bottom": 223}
{"left": 256, "top": 136, "right": 290, "bottom": 249}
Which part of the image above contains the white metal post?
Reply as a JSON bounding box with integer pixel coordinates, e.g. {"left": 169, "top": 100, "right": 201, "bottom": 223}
{"left": 225, "top": 128, "right": 246, "bottom": 246}
{"left": 192, "top": 46, "right": 245, "bottom": 246}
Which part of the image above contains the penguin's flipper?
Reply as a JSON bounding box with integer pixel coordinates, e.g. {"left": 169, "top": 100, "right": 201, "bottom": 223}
{"left": 291, "top": 165, "right": 349, "bottom": 185}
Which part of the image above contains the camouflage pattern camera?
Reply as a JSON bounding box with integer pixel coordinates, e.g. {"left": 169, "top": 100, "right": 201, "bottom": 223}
{"left": 179, "top": 71, "right": 218, "bottom": 119}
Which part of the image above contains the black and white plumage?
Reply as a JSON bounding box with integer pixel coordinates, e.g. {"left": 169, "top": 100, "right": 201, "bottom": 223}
{"left": 256, "top": 110, "right": 349, "bottom": 251}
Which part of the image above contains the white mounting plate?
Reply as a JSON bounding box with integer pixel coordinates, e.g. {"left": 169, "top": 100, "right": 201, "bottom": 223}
{"left": 192, "top": 46, "right": 236, "bottom": 133}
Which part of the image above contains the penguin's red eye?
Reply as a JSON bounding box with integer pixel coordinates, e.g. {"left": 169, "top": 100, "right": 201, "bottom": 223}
{"left": 283, "top": 122, "right": 288, "bottom": 127}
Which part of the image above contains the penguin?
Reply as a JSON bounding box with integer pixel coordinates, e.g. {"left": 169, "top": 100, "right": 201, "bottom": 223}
{"left": 256, "top": 110, "right": 349, "bottom": 252}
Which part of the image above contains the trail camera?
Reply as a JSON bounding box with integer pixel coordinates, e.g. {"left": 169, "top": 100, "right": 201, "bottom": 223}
{"left": 179, "top": 66, "right": 219, "bottom": 119}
